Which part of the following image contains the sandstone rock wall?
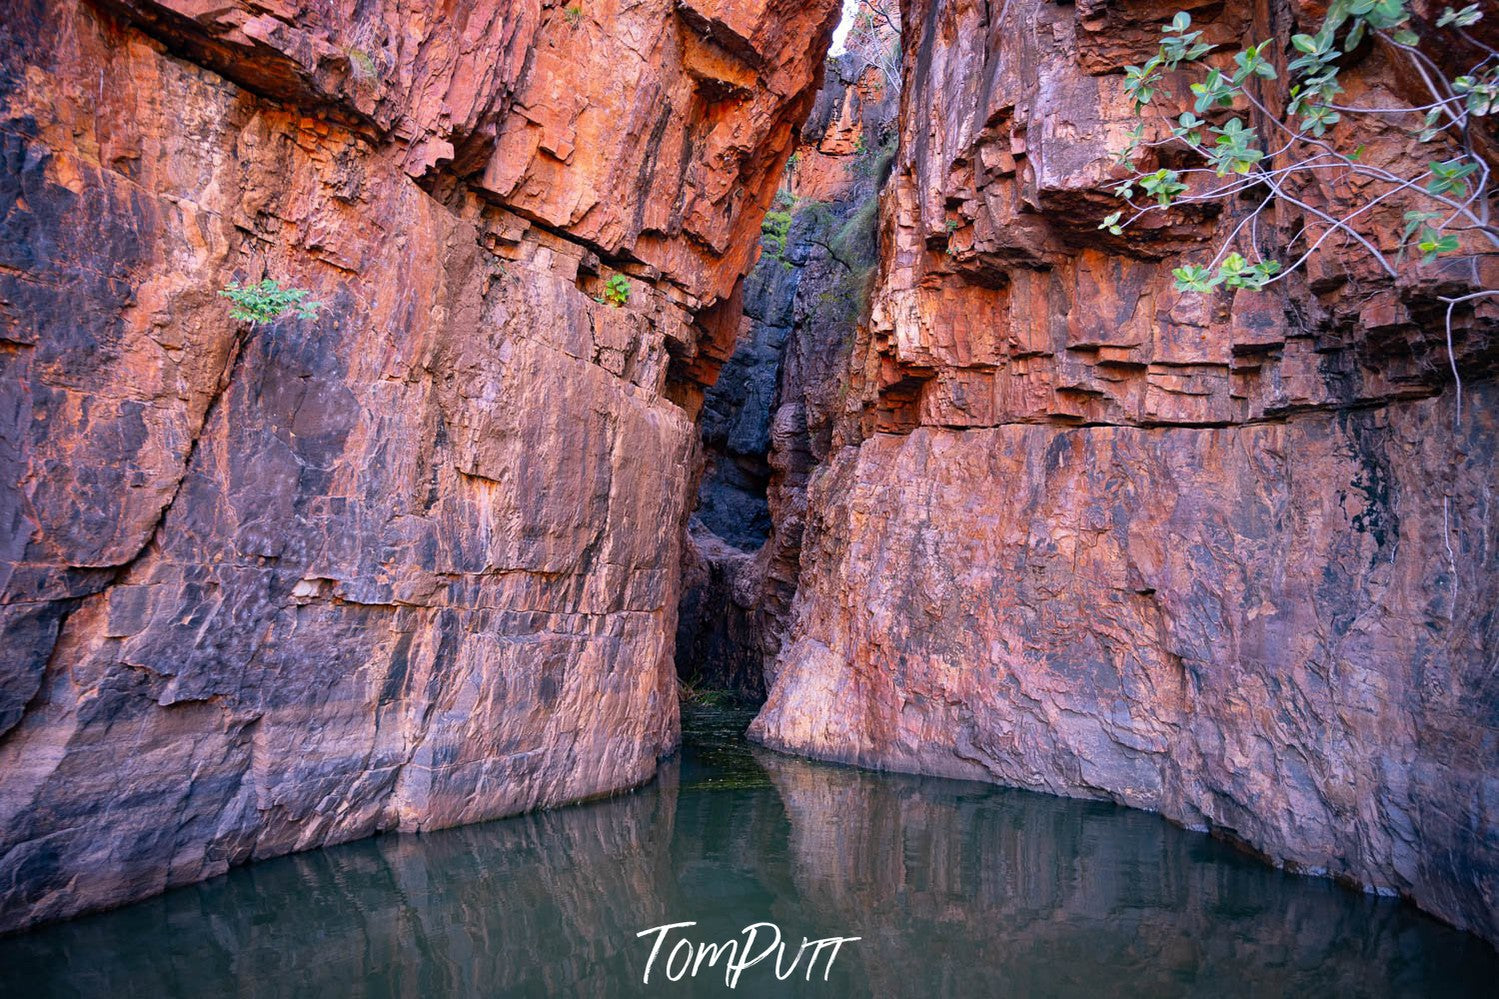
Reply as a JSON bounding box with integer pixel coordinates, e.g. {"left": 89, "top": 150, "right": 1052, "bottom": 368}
{"left": 0, "top": 0, "right": 839, "bottom": 931}
{"left": 753, "top": 0, "right": 1499, "bottom": 942}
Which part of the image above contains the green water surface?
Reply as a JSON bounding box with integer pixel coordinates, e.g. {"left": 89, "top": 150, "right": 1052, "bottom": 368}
{"left": 1, "top": 706, "right": 1494, "bottom": 997}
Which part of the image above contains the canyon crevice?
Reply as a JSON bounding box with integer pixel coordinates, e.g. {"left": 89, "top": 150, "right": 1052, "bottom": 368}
{"left": 677, "top": 21, "right": 899, "bottom": 703}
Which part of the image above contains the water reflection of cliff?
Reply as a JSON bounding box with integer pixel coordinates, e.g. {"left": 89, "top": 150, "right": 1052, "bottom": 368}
{"left": 3, "top": 772, "right": 685, "bottom": 998}
{"left": 753, "top": 750, "right": 1498, "bottom": 996}
{"left": 3, "top": 736, "right": 1495, "bottom": 998}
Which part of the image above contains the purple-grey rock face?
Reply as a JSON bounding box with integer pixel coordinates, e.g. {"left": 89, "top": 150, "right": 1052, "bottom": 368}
{"left": 0, "top": 0, "right": 840, "bottom": 932}
{"left": 751, "top": 0, "right": 1499, "bottom": 945}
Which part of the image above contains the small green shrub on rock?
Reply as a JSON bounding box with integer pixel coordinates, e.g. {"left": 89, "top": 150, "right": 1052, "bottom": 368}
{"left": 602, "top": 273, "right": 631, "bottom": 307}
{"left": 348, "top": 48, "right": 377, "bottom": 79}
{"left": 761, "top": 208, "right": 794, "bottom": 261}
{"left": 219, "top": 279, "right": 320, "bottom": 324}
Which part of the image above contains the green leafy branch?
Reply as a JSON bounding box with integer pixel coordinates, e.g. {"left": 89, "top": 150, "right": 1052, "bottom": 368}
{"left": 1104, "top": 4, "right": 1498, "bottom": 302}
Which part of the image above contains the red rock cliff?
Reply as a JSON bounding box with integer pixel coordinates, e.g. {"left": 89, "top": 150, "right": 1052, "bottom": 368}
{"left": 751, "top": 0, "right": 1499, "bottom": 942}
{"left": 0, "top": 0, "right": 839, "bottom": 931}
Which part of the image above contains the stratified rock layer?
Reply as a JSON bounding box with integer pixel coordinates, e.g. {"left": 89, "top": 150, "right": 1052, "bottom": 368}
{"left": 0, "top": 0, "right": 839, "bottom": 931}
{"left": 753, "top": 0, "right": 1499, "bottom": 942}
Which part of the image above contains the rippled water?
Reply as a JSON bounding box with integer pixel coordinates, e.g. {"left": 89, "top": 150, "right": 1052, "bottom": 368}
{"left": 1, "top": 706, "right": 1495, "bottom": 997}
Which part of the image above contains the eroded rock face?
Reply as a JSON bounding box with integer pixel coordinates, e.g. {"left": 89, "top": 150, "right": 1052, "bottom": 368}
{"left": 753, "top": 0, "right": 1499, "bottom": 942}
{"left": 0, "top": 0, "right": 839, "bottom": 931}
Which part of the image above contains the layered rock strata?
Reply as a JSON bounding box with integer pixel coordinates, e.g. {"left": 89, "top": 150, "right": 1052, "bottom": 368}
{"left": 0, "top": 0, "right": 839, "bottom": 931}
{"left": 753, "top": 0, "right": 1499, "bottom": 943}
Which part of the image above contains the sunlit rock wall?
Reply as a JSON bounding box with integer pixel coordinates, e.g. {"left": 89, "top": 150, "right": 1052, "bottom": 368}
{"left": 753, "top": 0, "right": 1499, "bottom": 942}
{"left": 0, "top": 0, "right": 840, "bottom": 931}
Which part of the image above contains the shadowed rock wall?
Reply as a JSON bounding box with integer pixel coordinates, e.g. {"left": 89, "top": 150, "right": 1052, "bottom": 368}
{"left": 0, "top": 0, "right": 839, "bottom": 931}
{"left": 752, "top": 0, "right": 1499, "bottom": 942}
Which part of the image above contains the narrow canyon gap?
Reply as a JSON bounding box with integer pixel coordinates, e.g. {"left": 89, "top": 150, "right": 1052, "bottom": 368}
{"left": 676, "top": 12, "right": 900, "bottom": 704}
{"left": 0, "top": 0, "right": 842, "bottom": 932}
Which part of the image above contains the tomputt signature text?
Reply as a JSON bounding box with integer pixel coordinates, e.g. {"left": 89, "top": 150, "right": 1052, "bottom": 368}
{"left": 636, "top": 921, "right": 861, "bottom": 988}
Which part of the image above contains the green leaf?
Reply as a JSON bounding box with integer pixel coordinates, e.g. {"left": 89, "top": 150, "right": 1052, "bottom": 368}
{"left": 1190, "top": 68, "right": 1238, "bottom": 113}
{"left": 1299, "top": 103, "right": 1341, "bottom": 137}
{"left": 219, "top": 278, "right": 321, "bottom": 325}
{"left": 1249, "top": 260, "right": 1282, "bottom": 288}
{"left": 1401, "top": 210, "right": 1440, "bottom": 243}
{"left": 1172, "top": 264, "right": 1221, "bottom": 293}
{"left": 1140, "top": 168, "right": 1189, "bottom": 206}
{"left": 1426, "top": 157, "right": 1479, "bottom": 195}
{"left": 1416, "top": 226, "right": 1459, "bottom": 263}
{"left": 602, "top": 273, "right": 632, "bottom": 307}
{"left": 1437, "top": 5, "right": 1482, "bottom": 29}
{"left": 1455, "top": 73, "right": 1499, "bottom": 116}
{"left": 1208, "top": 118, "right": 1265, "bottom": 175}
{"left": 1160, "top": 18, "right": 1214, "bottom": 69}
{"left": 1230, "top": 42, "right": 1279, "bottom": 82}
{"left": 1214, "top": 253, "right": 1281, "bottom": 290}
